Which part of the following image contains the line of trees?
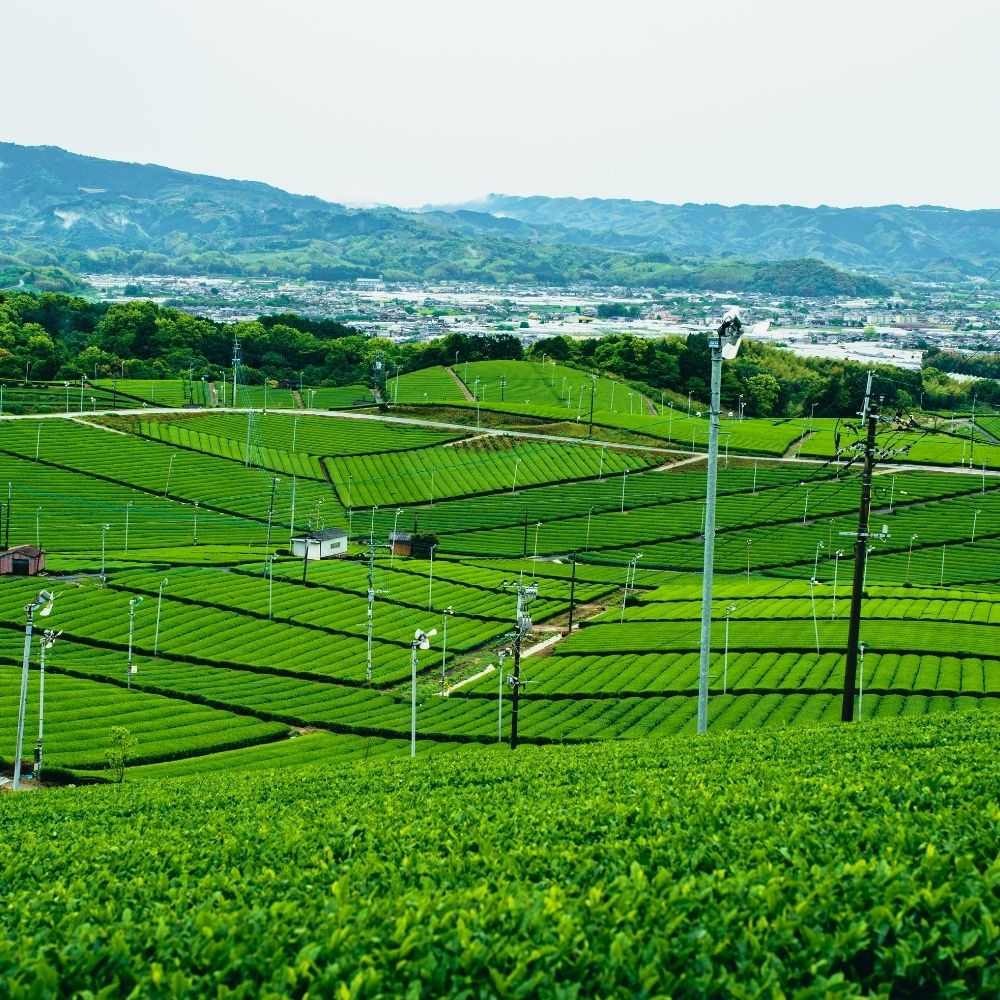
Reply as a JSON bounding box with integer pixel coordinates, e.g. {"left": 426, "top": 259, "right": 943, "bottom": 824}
{"left": 1, "top": 290, "right": 994, "bottom": 416}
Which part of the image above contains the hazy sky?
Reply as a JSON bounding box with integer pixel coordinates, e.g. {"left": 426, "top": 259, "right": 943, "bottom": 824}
{"left": 4, "top": 0, "right": 997, "bottom": 209}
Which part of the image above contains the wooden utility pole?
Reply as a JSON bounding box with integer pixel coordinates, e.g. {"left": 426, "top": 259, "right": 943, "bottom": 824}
{"left": 842, "top": 373, "right": 877, "bottom": 722}
{"left": 508, "top": 579, "right": 538, "bottom": 750}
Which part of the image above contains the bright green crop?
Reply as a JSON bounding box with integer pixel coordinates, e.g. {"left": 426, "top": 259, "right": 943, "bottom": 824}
{"left": 0, "top": 712, "right": 997, "bottom": 997}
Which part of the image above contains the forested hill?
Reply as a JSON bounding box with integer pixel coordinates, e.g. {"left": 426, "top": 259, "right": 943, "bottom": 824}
{"left": 0, "top": 142, "right": 888, "bottom": 295}
{"left": 441, "top": 194, "right": 999, "bottom": 281}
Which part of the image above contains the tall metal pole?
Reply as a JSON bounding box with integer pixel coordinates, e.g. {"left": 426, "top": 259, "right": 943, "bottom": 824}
{"left": 154, "top": 578, "right": 167, "bottom": 655}
{"left": 969, "top": 393, "right": 976, "bottom": 465}
{"left": 620, "top": 557, "right": 635, "bottom": 623}
{"left": 13, "top": 605, "right": 37, "bottom": 791}
{"left": 100, "top": 523, "right": 110, "bottom": 584}
{"left": 842, "top": 372, "right": 876, "bottom": 723}
{"left": 440, "top": 608, "right": 452, "bottom": 691}
{"left": 34, "top": 631, "right": 57, "bottom": 780}
{"left": 723, "top": 606, "right": 734, "bottom": 694}
{"left": 245, "top": 408, "right": 253, "bottom": 468}
{"left": 566, "top": 553, "right": 577, "bottom": 634}
{"left": 127, "top": 598, "right": 139, "bottom": 689}
{"left": 366, "top": 542, "right": 375, "bottom": 684}
{"left": 810, "top": 578, "right": 821, "bottom": 653}
{"left": 511, "top": 587, "right": 524, "bottom": 750}
{"left": 696, "top": 335, "right": 724, "bottom": 734}
{"left": 428, "top": 543, "right": 436, "bottom": 611}
{"left": 497, "top": 659, "right": 505, "bottom": 742}
{"left": 264, "top": 476, "right": 279, "bottom": 572}
{"left": 906, "top": 534, "right": 917, "bottom": 584}
{"left": 164, "top": 452, "right": 176, "bottom": 497}
{"left": 410, "top": 640, "right": 418, "bottom": 758}
{"left": 391, "top": 508, "right": 402, "bottom": 567}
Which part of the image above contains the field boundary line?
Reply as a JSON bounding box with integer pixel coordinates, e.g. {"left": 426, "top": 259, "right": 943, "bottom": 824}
{"left": 444, "top": 367, "right": 476, "bottom": 400}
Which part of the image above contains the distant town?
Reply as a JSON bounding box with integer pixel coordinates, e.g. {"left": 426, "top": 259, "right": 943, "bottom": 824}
{"left": 85, "top": 273, "right": 1000, "bottom": 375}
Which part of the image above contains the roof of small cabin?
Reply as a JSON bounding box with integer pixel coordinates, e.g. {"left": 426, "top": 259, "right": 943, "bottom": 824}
{"left": 2, "top": 545, "right": 44, "bottom": 558}
{"left": 292, "top": 528, "right": 348, "bottom": 542}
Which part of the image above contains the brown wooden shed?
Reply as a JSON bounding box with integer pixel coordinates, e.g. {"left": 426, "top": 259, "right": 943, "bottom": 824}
{"left": 0, "top": 545, "right": 46, "bottom": 576}
{"left": 389, "top": 531, "right": 412, "bottom": 558}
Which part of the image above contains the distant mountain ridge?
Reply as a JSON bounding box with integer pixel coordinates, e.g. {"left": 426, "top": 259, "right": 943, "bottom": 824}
{"left": 436, "top": 194, "right": 999, "bottom": 280}
{"left": 0, "top": 142, "right": 890, "bottom": 295}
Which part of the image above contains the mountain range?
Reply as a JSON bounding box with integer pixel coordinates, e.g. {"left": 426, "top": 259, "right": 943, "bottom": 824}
{"left": 3, "top": 141, "right": 990, "bottom": 296}
{"left": 437, "top": 195, "right": 998, "bottom": 282}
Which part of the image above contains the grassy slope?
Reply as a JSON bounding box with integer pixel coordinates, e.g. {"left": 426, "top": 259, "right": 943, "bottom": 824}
{"left": 1, "top": 712, "right": 996, "bottom": 996}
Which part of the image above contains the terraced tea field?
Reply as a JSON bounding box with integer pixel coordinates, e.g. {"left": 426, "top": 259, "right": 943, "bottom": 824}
{"left": 0, "top": 402, "right": 998, "bottom": 781}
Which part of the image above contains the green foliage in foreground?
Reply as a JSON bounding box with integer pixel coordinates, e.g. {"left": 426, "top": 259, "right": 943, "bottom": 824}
{"left": 1, "top": 712, "right": 997, "bottom": 998}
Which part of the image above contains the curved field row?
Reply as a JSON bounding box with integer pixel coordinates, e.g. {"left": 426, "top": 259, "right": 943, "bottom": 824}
{"left": 0, "top": 419, "right": 335, "bottom": 525}
{"left": 605, "top": 594, "right": 1000, "bottom": 625}
{"left": 132, "top": 419, "right": 326, "bottom": 479}
{"left": 469, "top": 649, "right": 1000, "bottom": 697}
{"left": 0, "top": 452, "right": 266, "bottom": 553}
{"left": 0, "top": 671, "right": 286, "bottom": 771}
{"left": 332, "top": 437, "right": 652, "bottom": 506}
{"left": 455, "top": 359, "right": 652, "bottom": 415}
{"left": 113, "top": 730, "right": 463, "bottom": 781}
{"left": 563, "top": 618, "right": 999, "bottom": 658}
{"left": 91, "top": 379, "right": 185, "bottom": 405}
{"left": 416, "top": 463, "right": 806, "bottom": 538}
{"left": 146, "top": 411, "right": 464, "bottom": 456}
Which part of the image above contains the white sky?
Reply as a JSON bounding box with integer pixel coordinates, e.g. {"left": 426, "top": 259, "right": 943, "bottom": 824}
{"left": 4, "top": 0, "right": 997, "bottom": 209}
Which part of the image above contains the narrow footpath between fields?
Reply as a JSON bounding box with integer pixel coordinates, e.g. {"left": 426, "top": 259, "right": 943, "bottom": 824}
{"left": 444, "top": 367, "right": 475, "bottom": 400}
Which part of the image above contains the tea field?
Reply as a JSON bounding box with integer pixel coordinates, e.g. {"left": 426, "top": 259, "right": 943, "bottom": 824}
{"left": 0, "top": 398, "right": 998, "bottom": 781}
{"left": 0, "top": 712, "right": 997, "bottom": 996}
{"left": 1, "top": 394, "right": 999, "bottom": 997}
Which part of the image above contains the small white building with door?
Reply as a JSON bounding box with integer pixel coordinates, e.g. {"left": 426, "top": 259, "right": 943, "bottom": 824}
{"left": 291, "top": 528, "right": 348, "bottom": 560}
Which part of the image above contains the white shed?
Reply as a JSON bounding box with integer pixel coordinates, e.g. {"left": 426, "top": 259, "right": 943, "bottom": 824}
{"left": 291, "top": 528, "right": 348, "bottom": 560}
